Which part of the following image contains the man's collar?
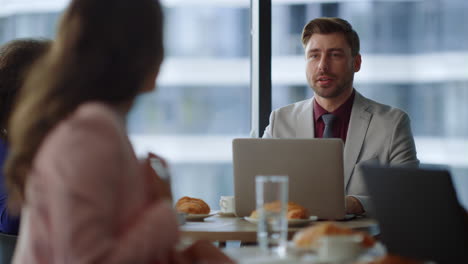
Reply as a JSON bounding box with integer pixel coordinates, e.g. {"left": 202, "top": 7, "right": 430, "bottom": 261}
{"left": 313, "top": 89, "right": 356, "bottom": 121}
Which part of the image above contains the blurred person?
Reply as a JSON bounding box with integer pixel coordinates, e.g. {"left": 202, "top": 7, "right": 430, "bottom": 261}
{"left": 0, "top": 38, "right": 51, "bottom": 235}
{"left": 263, "top": 17, "right": 419, "bottom": 215}
{"left": 4, "top": 0, "right": 232, "bottom": 263}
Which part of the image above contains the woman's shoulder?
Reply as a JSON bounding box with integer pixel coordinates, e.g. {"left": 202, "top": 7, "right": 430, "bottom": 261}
{"left": 72, "top": 102, "right": 121, "bottom": 126}
{"left": 33, "top": 102, "right": 130, "bottom": 181}
{"left": 39, "top": 102, "right": 125, "bottom": 156}
{"left": 61, "top": 102, "right": 123, "bottom": 136}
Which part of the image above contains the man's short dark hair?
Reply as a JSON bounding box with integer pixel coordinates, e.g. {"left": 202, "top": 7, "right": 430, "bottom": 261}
{"left": 302, "top": 17, "right": 360, "bottom": 57}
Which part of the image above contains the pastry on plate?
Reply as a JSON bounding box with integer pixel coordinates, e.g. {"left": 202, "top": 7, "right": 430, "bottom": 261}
{"left": 287, "top": 202, "right": 309, "bottom": 219}
{"left": 175, "top": 196, "right": 210, "bottom": 214}
{"left": 293, "top": 222, "right": 375, "bottom": 249}
{"left": 249, "top": 201, "right": 310, "bottom": 219}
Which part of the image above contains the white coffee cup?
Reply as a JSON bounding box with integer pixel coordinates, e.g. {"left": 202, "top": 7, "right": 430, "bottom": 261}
{"left": 219, "top": 196, "right": 235, "bottom": 214}
{"left": 317, "top": 234, "right": 364, "bottom": 262}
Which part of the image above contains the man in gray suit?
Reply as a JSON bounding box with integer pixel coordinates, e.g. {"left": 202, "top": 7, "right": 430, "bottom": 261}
{"left": 263, "top": 17, "right": 419, "bottom": 215}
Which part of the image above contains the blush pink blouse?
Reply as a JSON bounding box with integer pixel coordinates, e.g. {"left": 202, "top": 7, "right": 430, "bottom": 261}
{"left": 13, "top": 102, "right": 179, "bottom": 264}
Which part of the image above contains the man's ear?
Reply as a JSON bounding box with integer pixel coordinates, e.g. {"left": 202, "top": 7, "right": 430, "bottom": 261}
{"left": 353, "top": 54, "right": 362, "bottom": 72}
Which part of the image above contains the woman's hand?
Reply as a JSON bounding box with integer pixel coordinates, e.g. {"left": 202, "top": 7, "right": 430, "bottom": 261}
{"left": 143, "top": 152, "right": 172, "bottom": 201}
{"left": 180, "top": 240, "right": 235, "bottom": 264}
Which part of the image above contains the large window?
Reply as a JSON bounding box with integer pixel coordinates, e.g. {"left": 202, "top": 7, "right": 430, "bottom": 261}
{"left": 0, "top": 0, "right": 251, "bottom": 209}
{"left": 271, "top": 0, "right": 468, "bottom": 207}
{"left": 2, "top": 0, "right": 467, "bottom": 209}
{"left": 130, "top": 2, "right": 251, "bottom": 208}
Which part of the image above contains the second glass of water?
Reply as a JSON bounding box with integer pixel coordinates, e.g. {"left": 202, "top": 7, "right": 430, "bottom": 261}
{"left": 255, "top": 175, "right": 288, "bottom": 256}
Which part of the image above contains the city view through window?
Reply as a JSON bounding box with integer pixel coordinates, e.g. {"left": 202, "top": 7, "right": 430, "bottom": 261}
{"left": 1, "top": 0, "right": 467, "bottom": 209}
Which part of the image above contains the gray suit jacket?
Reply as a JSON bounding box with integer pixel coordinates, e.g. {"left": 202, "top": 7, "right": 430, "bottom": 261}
{"left": 263, "top": 90, "right": 419, "bottom": 212}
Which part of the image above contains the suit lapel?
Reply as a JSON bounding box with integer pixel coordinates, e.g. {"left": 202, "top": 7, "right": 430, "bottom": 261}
{"left": 296, "top": 98, "right": 315, "bottom": 138}
{"left": 344, "top": 91, "right": 372, "bottom": 188}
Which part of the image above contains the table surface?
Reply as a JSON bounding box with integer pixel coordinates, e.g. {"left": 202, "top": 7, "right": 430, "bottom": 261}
{"left": 180, "top": 214, "right": 379, "bottom": 243}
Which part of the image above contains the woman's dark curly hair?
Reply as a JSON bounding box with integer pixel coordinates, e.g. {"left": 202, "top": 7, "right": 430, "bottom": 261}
{"left": 0, "top": 39, "right": 51, "bottom": 141}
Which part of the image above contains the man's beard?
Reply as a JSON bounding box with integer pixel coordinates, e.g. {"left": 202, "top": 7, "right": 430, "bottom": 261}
{"left": 309, "top": 73, "right": 354, "bottom": 99}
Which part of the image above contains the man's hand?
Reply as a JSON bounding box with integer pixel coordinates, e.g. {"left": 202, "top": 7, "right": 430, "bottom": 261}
{"left": 345, "top": 196, "right": 364, "bottom": 215}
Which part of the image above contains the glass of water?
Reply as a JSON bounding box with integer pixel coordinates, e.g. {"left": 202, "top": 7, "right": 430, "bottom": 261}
{"left": 255, "top": 175, "right": 288, "bottom": 256}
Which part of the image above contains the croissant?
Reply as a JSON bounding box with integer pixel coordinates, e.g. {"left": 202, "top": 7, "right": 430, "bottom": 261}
{"left": 293, "top": 222, "right": 375, "bottom": 249}
{"left": 250, "top": 201, "right": 309, "bottom": 219}
{"left": 175, "top": 196, "right": 210, "bottom": 214}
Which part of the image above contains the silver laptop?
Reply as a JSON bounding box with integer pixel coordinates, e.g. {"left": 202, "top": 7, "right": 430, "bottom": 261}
{"left": 232, "top": 138, "right": 346, "bottom": 220}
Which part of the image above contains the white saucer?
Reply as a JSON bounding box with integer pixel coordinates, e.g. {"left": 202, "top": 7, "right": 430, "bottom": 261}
{"left": 217, "top": 211, "right": 236, "bottom": 217}
{"left": 244, "top": 216, "right": 318, "bottom": 227}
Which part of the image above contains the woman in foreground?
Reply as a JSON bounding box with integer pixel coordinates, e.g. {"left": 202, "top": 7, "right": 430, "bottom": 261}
{"left": 5, "top": 0, "right": 232, "bottom": 263}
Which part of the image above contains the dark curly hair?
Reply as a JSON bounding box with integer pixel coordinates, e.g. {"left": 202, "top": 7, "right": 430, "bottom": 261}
{"left": 0, "top": 39, "right": 51, "bottom": 141}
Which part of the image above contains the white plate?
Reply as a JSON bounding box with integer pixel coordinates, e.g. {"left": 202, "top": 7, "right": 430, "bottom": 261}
{"left": 244, "top": 216, "right": 318, "bottom": 227}
{"left": 288, "top": 241, "right": 386, "bottom": 261}
{"left": 288, "top": 216, "right": 319, "bottom": 227}
{"left": 185, "top": 212, "right": 216, "bottom": 221}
